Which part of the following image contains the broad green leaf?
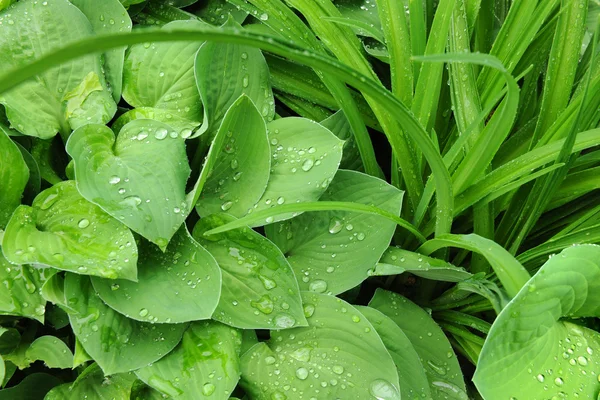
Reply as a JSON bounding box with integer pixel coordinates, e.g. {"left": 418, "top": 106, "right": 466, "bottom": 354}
{"left": 195, "top": 96, "right": 270, "bottom": 218}
{"left": 136, "top": 321, "right": 242, "bottom": 399}
{"left": 193, "top": 214, "right": 306, "bottom": 330}
{"left": 320, "top": 110, "right": 362, "bottom": 171}
{"left": 358, "top": 306, "right": 432, "bottom": 400}
{"left": 72, "top": 338, "right": 92, "bottom": 369}
{"left": 240, "top": 292, "right": 401, "bottom": 400}
{"left": 369, "top": 289, "right": 468, "bottom": 399}
{"left": 0, "top": 373, "right": 60, "bottom": 400}
{"left": 112, "top": 107, "right": 199, "bottom": 135}
{"left": 266, "top": 170, "right": 402, "bottom": 295}
{"left": 14, "top": 142, "right": 41, "bottom": 205}
{"left": 374, "top": 247, "right": 472, "bottom": 282}
{"left": 2, "top": 181, "right": 138, "bottom": 280}
{"left": 45, "top": 363, "right": 136, "bottom": 400}
{"left": 64, "top": 273, "right": 186, "bottom": 375}
{"left": 24, "top": 336, "right": 72, "bottom": 369}
{"left": 0, "top": 0, "right": 116, "bottom": 139}
{"left": 195, "top": 18, "right": 274, "bottom": 136}
{"left": 252, "top": 117, "right": 344, "bottom": 223}
{"left": 1, "top": 360, "right": 14, "bottom": 388}
{"left": 0, "top": 127, "right": 28, "bottom": 229}
{"left": 474, "top": 245, "right": 600, "bottom": 399}
{"left": 0, "top": 252, "right": 46, "bottom": 322}
{"left": 67, "top": 120, "right": 190, "bottom": 248}
{"left": 92, "top": 227, "right": 221, "bottom": 324}
{"left": 122, "top": 20, "right": 206, "bottom": 134}
{"left": 240, "top": 329, "right": 258, "bottom": 356}
{"left": 70, "top": 0, "right": 132, "bottom": 102}
{"left": 0, "top": 327, "right": 19, "bottom": 354}
{"left": 30, "top": 138, "right": 63, "bottom": 185}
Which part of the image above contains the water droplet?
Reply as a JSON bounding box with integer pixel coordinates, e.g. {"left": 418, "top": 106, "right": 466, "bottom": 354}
{"left": 554, "top": 377, "right": 564, "bottom": 386}
{"left": 260, "top": 12, "right": 269, "bottom": 20}
{"left": 137, "top": 132, "right": 148, "bottom": 140}
{"left": 277, "top": 196, "right": 285, "bottom": 205}
{"left": 577, "top": 356, "right": 588, "bottom": 366}
{"left": 369, "top": 379, "right": 400, "bottom": 400}
{"left": 351, "top": 315, "right": 360, "bottom": 323}
{"left": 537, "top": 374, "right": 545, "bottom": 383}
{"left": 155, "top": 128, "right": 168, "bottom": 140}
{"left": 242, "top": 74, "right": 249, "bottom": 87}
{"left": 39, "top": 193, "right": 59, "bottom": 210}
{"left": 290, "top": 347, "right": 312, "bottom": 362}
{"left": 139, "top": 308, "right": 149, "bottom": 317}
{"left": 221, "top": 201, "right": 233, "bottom": 211}
{"left": 251, "top": 295, "right": 274, "bottom": 314}
{"left": 230, "top": 159, "right": 239, "bottom": 169}
{"left": 180, "top": 129, "right": 193, "bottom": 139}
{"left": 304, "top": 304, "right": 315, "bottom": 318}
{"left": 265, "top": 355, "right": 276, "bottom": 365}
{"left": 309, "top": 279, "right": 327, "bottom": 293}
{"left": 270, "top": 392, "right": 287, "bottom": 400}
{"left": 427, "top": 360, "right": 447, "bottom": 376}
{"left": 259, "top": 274, "right": 277, "bottom": 290}
{"left": 121, "top": 196, "right": 142, "bottom": 208}
{"left": 357, "top": 232, "right": 366, "bottom": 241}
{"left": 274, "top": 313, "right": 295, "bottom": 329}
{"left": 301, "top": 158, "right": 314, "bottom": 171}
{"left": 202, "top": 383, "right": 215, "bottom": 396}
{"left": 111, "top": 284, "right": 120, "bottom": 291}
{"left": 296, "top": 367, "right": 309, "bottom": 380}
{"left": 328, "top": 218, "right": 343, "bottom": 234}
{"left": 78, "top": 219, "right": 90, "bottom": 229}
{"left": 108, "top": 176, "right": 121, "bottom": 185}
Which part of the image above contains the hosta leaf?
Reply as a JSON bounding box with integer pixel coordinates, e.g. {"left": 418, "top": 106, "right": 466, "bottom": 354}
{"left": 0, "top": 126, "right": 28, "bottom": 229}
{"left": 195, "top": 18, "right": 274, "bottom": 136}
{"left": 67, "top": 120, "right": 190, "bottom": 248}
{"left": 253, "top": 118, "right": 344, "bottom": 224}
{"left": 240, "top": 292, "right": 401, "bottom": 400}
{"left": 193, "top": 214, "right": 306, "bottom": 330}
{"left": 0, "top": 0, "right": 116, "bottom": 139}
{"left": 45, "top": 363, "right": 136, "bottom": 400}
{"left": 474, "top": 245, "right": 600, "bottom": 399}
{"left": 92, "top": 227, "right": 221, "bottom": 324}
{"left": 14, "top": 142, "right": 41, "bottom": 205}
{"left": 0, "top": 373, "right": 60, "bottom": 400}
{"left": 64, "top": 273, "right": 186, "bottom": 375}
{"left": 69, "top": 0, "right": 132, "bottom": 102}
{"left": 136, "top": 321, "right": 242, "bottom": 399}
{"left": 191, "top": 0, "right": 247, "bottom": 25}
{"left": 374, "top": 247, "right": 472, "bottom": 282}
{"left": 122, "top": 20, "right": 206, "bottom": 134}
{"left": 369, "top": 289, "right": 468, "bottom": 399}
{"left": 358, "top": 306, "right": 432, "bottom": 400}
{"left": 196, "top": 95, "right": 270, "bottom": 218}
{"left": 24, "top": 335, "right": 73, "bottom": 369}
{"left": 320, "top": 110, "right": 363, "bottom": 171}
{"left": 266, "top": 170, "right": 402, "bottom": 295}
{"left": 0, "top": 327, "right": 19, "bottom": 354}
{"left": 0, "top": 252, "right": 46, "bottom": 322}
{"left": 131, "top": 381, "right": 166, "bottom": 400}
{"left": 2, "top": 181, "right": 137, "bottom": 280}
{"left": 113, "top": 107, "right": 199, "bottom": 136}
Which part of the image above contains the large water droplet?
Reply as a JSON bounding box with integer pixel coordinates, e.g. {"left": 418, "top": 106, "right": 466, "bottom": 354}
{"left": 301, "top": 158, "right": 314, "bottom": 172}
{"left": 108, "top": 176, "right": 121, "bottom": 185}
{"left": 221, "top": 201, "right": 233, "bottom": 211}
{"left": 251, "top": 295, "right": 274, "bottom": 314}
{"left": 202, "top": 383, "right": 215, "bottom": 396}
{"left": 259, "top": 274, "right": 277, "bottom": 290}
{"left": 369, "top": 379, "right": 400, "bottom": 400}
{"left": 139, "top": 308, "right": 149, "bottom": 317}
{"left": 290, "top": 347, "right": 312, "bottom": 362}
{"left": 309, "top": 279, "right": 327, "bottom": 293}
{"left": 78, "top": 219, "right": 90, "bottom": 229}
{"left": 328, "top": 218, "right": 343, "bottom": 234}
{"left": 154, "top": 128, "right": 168, "bottom": 140}
{"left": 295, "top": 367, "right": 309, "bottom": 380}
{"left": 121, "top": 196, "right": 142, "bottom": 208}
{"left": 274, "top": 313, "right": 295, "bottom": 329}
{"left": 332, "top": 365, "right": 344, "bottom": 374}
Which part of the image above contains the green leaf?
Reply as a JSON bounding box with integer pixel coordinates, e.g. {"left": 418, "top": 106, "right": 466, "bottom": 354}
{"left": 0, "top": 356, "right": 3, "bottom": 388}
{"left": 193, "top": 214, "right": 306, "bottom": 330}
{"left": 195, "top": 18, "right": 274, "bottom": 136}
{"left": 357, "top": 306, "right": 432, "bottom": 400}
{"left": 190, "top": 0, "right": 247, "bottom": 25}
{"left": 64, "top": 273, "right": 186, "bottom": 375}
{"left": 195, "top": 95, "right": 270, "bottom": 218}
{"left": 24, "top": 336, "right": 73, "bottom": 369}
{"left": 240, "top": 292, "right": 401, "bottom": 400}
{"left": 369, "top": 289, "right": 468, "bottom": 399}
{"left": 14, "top": 142, "right": 41, "bottom": 205}
{"left": 1, "top": 360, "right": 14, "bottom": 388}
{"left": 0, "top": 373, "right": 60, "bottom": 400}
{"left": 69, "top": 0, "right": 132, "bottom": 102}
{"left": 122, "top": 20, "right": 206, "bottom": 134}
{"left": 72, "top": 338, "right": 92, "bottom": 369}
{"left": 92, "top": 227, "right": 221, "bottom": 324}
{"left": 374, "top": 247, "right": 472, "bottom": 282}
{"left": 252, "top": 117, "right": 344, "bottom": 224}
{"left": 130, "top": 380, "right": 167, "bottom": 400}
{"left": 0, "top": 127, "right": 28, "bottom": 229}
{"left": 320, "top": 110, "right": 363, "bottom": 171}
{"left": 136, "top": 321, "right": 242, "bottom": 399}
{"left": 2, "top": 181, "right": 138, "bottom": 280}
{"left": 113, "top": 107, "right": 199, "bottom": 136}
{"left": 266, "top": 170, "right": 402, "bottom": 295}
{"left": 67, "top": 120, "right": 190, "bottom": 248}
{"left": 0, "top": 0, "right": 116, "bottom": 139}
{"left": 45, "top": 363, "right": 136, "bottom": 400}
{"left": 0, "top": 252, "right": 46, "bottom": 322}
{"left": 474, "top": 245, "right": 600, "bottom": 399}
{"left": 0, "top": 327, "right": 19, "bottom": 354}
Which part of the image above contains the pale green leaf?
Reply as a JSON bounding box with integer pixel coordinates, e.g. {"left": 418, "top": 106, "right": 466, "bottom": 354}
{"left": 240, "top": 292, "right": 400, "bottom": 400}
{"left": 92, "top": 227, "right": 221, "bottom": 324}
{"left": 195, "top": 95, "right": 270, "bottom": 218}
{"left": 136, "top": 321, "right": 241, "bottom": 399}
{"left": 2, "top": 181, "right": 138, "bottom": 280}
{"left": 266, "top": 170, "right": 402, "bottom": 295}
{"left": 64, "top": 273, "right": 186, "bottom": 375}
{"left": 370, "top": 289, "right": 468, "bottom": 399}
{"left": 24, "top": 336, "right": 73, "bottom": 369}
{"left": 67, "top": 120, "right": 190, "bottom": 248}
{"left": 0, "top": 0, "right": 116, "bottom": 139}
{"left": 0, "top": 252, "right": 46, "bottom": 322}
{"left": 193, "top": 214, "right": 306, "bottom": 330}
{"left": 474, "top": 245, "right": 600, "bottom": 399}
{"left": 0, "top": 126, "right": 28, "bottom": 229}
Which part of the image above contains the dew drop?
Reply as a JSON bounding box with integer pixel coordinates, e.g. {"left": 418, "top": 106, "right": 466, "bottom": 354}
{"left": 309, "top": 279, "right": 327, "bottom": 293}
{"left": 328, "top": 218, "right": 343, "bottom": 234}
{"left": 139, "top": 308, "right": 149, "bottom": 317}
{"left": 301, "top": 158, "right": 314, "bottom": 171}
{"left": 274, "top": 313, "right": 295, "bottom": 329}
{"left": 296, "top": 367, "right": 309, "bottom": 380}
{"left": 221, "top": 201, "right": 233, "bottom": 211}
{"left": 202, "top": 383, "right": 215, "bottom": 396}
{"left": 78, "top": 219, "right": 90, "bottom": 229}
{"left": 108, "top": 176, "right": 121, "bottom": 185}
{"left": 154, "top": 128, "right": 168, "bottom": 140}
{"left": 369, "top": 379, "right": 400, "bottom": 400}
